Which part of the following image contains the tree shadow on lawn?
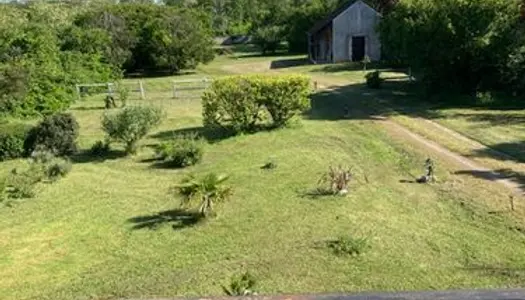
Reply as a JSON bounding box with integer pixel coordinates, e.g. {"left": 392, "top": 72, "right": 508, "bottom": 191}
{"left": 307, "top": 79, "right": 434, "bottom": 121}
{"left": 298, "top": 188, "right": 341, "bottom": 200}
{"left": 270, "top": 58, "right": 310, "bottom": 69}
{"left": 70, "top": 149, "right": 127, "bottom": 164}
{"left": 127, "top": 209, "right": 205, "bottom": 230}
{"left": 310, "top": 61, "right": 401, "bottom": 73}
{"left": 308, "top": 79, "right": 525, "bottom": 123}
{"left": 454, "top": 168, "right": 525, "bottom": 193}
{"left": 468, "top": 141, "right": 525, "bottom": 164}
{"left": 465, "top": 263, "right": 525, "bottom": 283}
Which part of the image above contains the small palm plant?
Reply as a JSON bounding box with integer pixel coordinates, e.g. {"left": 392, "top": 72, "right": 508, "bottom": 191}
{"left": 319, "top": 165, "right": 352, "bottom": 195}
{"left": 173, "top": 173, "right": 232, "bottom": 217}
{"left": 223, "top": 271, "right": 258, "bottom": 296}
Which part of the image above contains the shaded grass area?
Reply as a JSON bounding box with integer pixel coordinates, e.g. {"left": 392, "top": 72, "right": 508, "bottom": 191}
{"left": 3, "top": 59, "right": 525, "bottom": 299}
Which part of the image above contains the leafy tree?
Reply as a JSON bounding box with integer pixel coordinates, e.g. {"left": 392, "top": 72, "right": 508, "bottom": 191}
{"left": 379, "top": 0, "right": 522, "bottom": 95}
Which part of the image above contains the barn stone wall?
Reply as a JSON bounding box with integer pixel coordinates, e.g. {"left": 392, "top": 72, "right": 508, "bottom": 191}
{"left": 332, "top": 0, "right": 381, "bottom": 62}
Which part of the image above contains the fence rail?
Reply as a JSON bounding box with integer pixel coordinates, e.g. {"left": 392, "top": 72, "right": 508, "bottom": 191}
{"left": 76, "top": 77, "right": 211, "bottom": 104}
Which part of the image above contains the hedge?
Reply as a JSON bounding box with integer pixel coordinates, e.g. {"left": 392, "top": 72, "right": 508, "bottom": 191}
{"left": 202, "top": 74, "right": 311, "bottom": 133}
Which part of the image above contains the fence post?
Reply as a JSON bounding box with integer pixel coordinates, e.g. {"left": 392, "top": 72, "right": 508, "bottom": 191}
{"left": 139, "top": 80, "right": 145, "bottom": 100}
{"left": 76, "top": 84, "right": 81, "bottom": 101}
{"left": 107, "top": 83, "right": 114, "bottom": 96}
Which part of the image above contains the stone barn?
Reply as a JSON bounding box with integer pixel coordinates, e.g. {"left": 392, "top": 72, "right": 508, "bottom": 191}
{"left": 307, "top": 0, "right": 381, "bottom": 64}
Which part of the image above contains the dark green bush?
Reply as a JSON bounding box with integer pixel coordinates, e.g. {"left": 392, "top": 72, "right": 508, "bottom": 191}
{"left": 0, "top": 123, "right": 32, "bottom": 161}
{"left": 156, "top": 134, "right": 204, "bottom": 168}
{"left": 102, "top": 106, "right": 164, "bottom": 154}
{"left": 24, "top": 113, "right": 79, "bottom": 157}
{"left": 365, "top": 71, "right": 383, "bottom": 89}
{"left": 202, "top": 75, "right": 311, "bottom": 134}
{"left": 326, "top": 235, "right": 370, "bottom": 256}
{"left": 90, "top": 140, "right": 111, "bottom": 157}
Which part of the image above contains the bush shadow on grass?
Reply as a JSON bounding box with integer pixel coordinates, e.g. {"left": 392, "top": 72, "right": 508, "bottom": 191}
{"left": 270, "top": 58, "right": 309, "bottom": 70}
{"left": 151, "top": 124, "right": 280, "bottom": 144}
{"left": 70, "top": 149, "right": 127, "bottom": 164}
{"left": 299, "top": 188, "right": 338, "bottom": 200}
{"left": 151, "top": 126, "right": 236, "bottom": 144}
{"left": 71, "top": 106, "right": 105, "bottom": 111}
{"left": 127, "top": 209, "right": 205, "bottom": 230}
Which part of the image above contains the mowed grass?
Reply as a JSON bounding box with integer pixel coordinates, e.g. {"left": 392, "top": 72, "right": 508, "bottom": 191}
{"left": 3, "top": 62, "right": 525, "bottom": 299}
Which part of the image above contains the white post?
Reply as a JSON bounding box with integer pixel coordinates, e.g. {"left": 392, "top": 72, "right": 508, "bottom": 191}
{"left": 139, "top": 81, "right": 145, "bottom": 100}
{"left": 76, "top": 84, "right": 81, "bottom": 101}
{"left": 107, "top": 83, "right": 113, "bottom": 96}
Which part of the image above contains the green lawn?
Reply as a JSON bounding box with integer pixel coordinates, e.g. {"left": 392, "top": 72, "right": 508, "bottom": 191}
{"left": 2, "top": 56, "right": 525, "bottom": 300}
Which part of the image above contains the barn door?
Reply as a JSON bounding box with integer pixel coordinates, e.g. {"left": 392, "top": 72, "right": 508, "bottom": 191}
{"left": 351, "top": 36, "right": 365, "bottom": 62}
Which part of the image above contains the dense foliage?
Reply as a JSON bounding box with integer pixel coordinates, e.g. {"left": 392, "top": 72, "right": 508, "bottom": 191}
{"left": 0, "top": 123, "right": 32, "bottom": 161}
{"left": 24, "top": 113, "right": 79, "bottom": 157}
{"left": 102, "top": 106, "right": 164, "bottom": 154}
{"left": 202, "top": 75, "right": 311, "bottom": 133}
{"left": 0, "top": 1, "right": 214, "bottom": 117}
{"left": 72, "top": 4, "right": 215, "bottom": 73}
{"left": 379, "top": 0, "right": 525, "bottom": 96}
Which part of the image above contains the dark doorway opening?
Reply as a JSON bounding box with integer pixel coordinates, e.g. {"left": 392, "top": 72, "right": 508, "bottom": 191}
{"left": 352, "top": 36, "right": 365, "bottom": 62}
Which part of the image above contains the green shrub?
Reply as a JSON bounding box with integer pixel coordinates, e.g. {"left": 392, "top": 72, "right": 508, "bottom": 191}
{"left": 117, "top": 84, "right": 130, "bottom": 107}
{"left": 102, "top": 106, "right": 164, "bottom": 154}
{"left": 24, "top": 113, "right": 79, "bottom": 157}
{"left": 202, "top": 75, "right": 311, "bottom": 133}
{"left": 156, "top": 134, "right": 204, "bottom": 168}
{"left": 476, "top": 91, "right": 495, "bottom": 105}
{"left": 327, "top": 235, "right": 370, "bottom": 256}
{"left": 202, "top": 77, "right": 264, "bottom": 133}
{"left": 0, "top": 123, "right": 32, "bottom": 161}
{"left": 45, "top": 159, "right": 72, "bottom": 182}
{"left": 222, "top": 271, "right": 257, "bottom": 296}
{"left": 365, "top": 71, "right": 383, "bottom": 89}
{"left": 30, "top": 150, "right": 72, "bottom": 182}
{"left": 262, "top": 76, "right": 311, "bottom": 127}
{"left": 90, "top": 140, "right": 111, "bottom": 157}
{"left": 5, "top": 167, "right": 43, "bottom": 199}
